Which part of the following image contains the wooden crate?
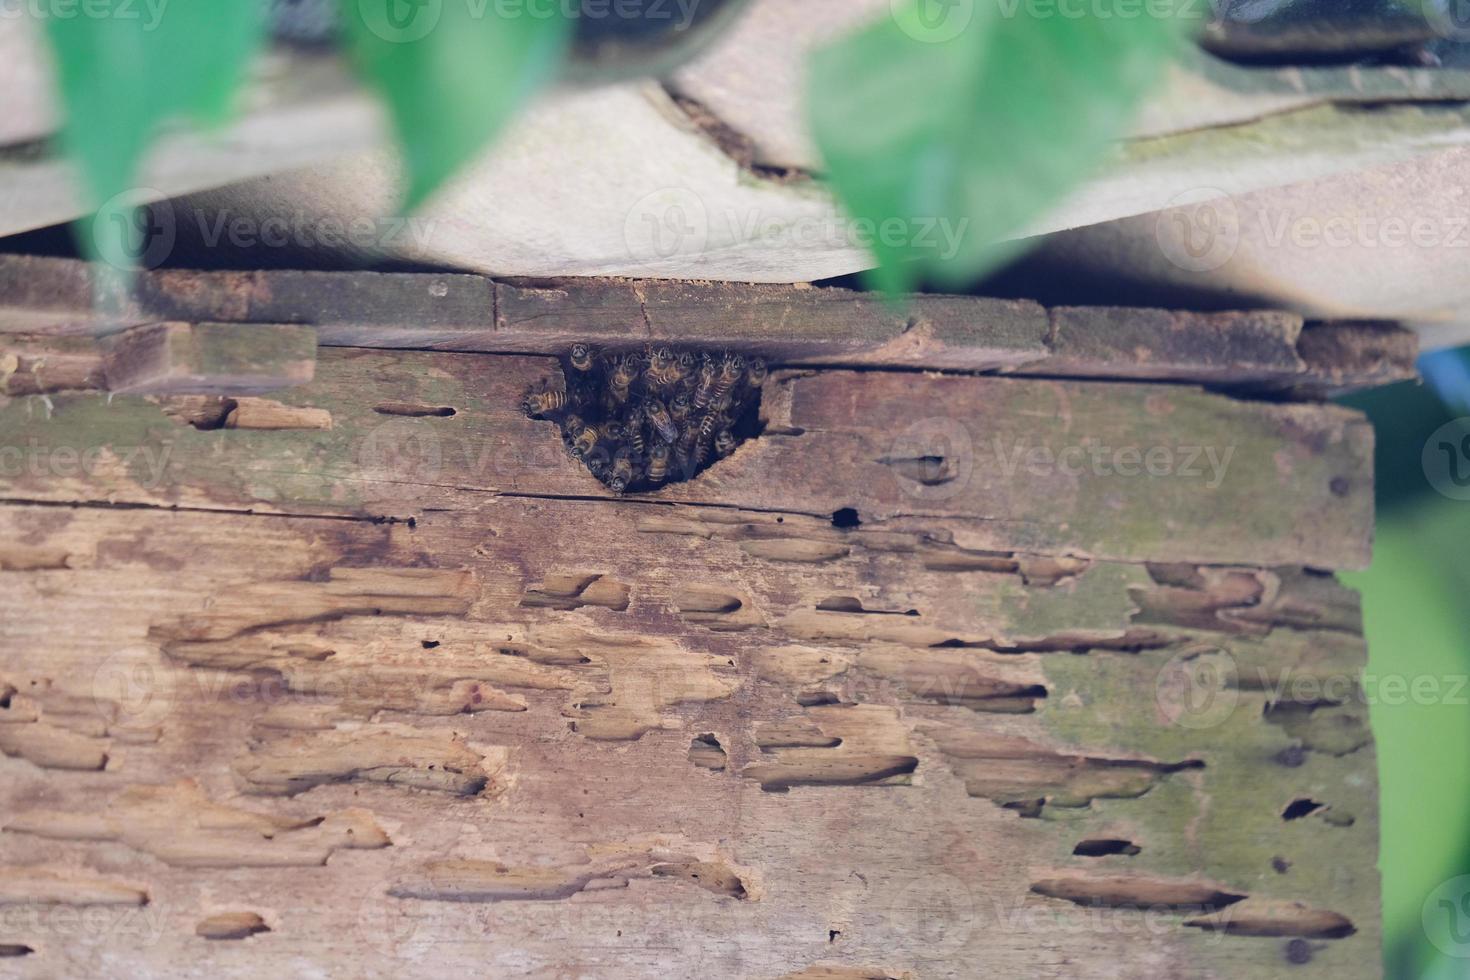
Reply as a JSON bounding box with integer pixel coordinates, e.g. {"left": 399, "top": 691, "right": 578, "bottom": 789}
{"left": 0, "top": 258, "right": 1406, "bottom": 978}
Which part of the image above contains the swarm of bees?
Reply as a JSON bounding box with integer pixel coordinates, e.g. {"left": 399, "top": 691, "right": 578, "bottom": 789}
{"left": 523, "top": 343, "right": 767, "bottom": 494}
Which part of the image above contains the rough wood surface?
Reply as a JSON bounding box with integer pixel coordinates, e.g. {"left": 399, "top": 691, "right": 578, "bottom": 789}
{"left": 99, "top": 322, "right": 317, "bottom": 396}
{"left": 0, "top": 294, "right": 1381, "bottom": 977}
{"left": 0, "top": 348, "right": 1372, "bottom": 568}
{"left": 0, "top": 256, "right": 1417, "bottom": 393}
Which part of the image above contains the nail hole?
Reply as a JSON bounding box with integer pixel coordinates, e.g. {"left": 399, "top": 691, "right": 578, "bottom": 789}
{"left": 1072, "top": 838, "right": 1141, "bottom": 857}
{"left": 1282, "top": 798, "right": 1324, "bottom": 821}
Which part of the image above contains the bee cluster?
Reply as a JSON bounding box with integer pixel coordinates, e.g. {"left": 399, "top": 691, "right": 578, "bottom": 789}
{"left": 523, "top": 344, "right": 767, "bottom": 494}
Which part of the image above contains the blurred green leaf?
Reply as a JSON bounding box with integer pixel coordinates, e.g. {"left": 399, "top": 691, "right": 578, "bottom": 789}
{"left": 808, "top": 0, "right": 1188, "bottom": 293}
{"left": 1343, "top": 496, "right": 1470, "bottom": 977}
{"left": 344, "top": 0, "right": 571, "bottom": 210}
{"left": 43, "top": 0, "right": 265, "bottom": 210}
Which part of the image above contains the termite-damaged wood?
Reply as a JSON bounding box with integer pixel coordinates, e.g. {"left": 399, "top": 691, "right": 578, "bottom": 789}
{"left": 0, "top": 270, "right": 1382, "bottom": 977}
{"left": 0, "top": 254, "right": 1416, "bottom": 392}
{"left": 0, "top": 486, "right": 1378, "bottom": 978}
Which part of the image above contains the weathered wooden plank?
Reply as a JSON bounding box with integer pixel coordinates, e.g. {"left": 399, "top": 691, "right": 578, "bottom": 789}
{"left": 0, "top": 348, "right": 1372, "bottom": 568}
{"left": 0, "top": 256, "right": 1416, "bottom": 392}
{"left": 100, "top": 322, "right": 317, "bottom": 395}
{"left": 0, "top": 498, "right": 1377, "bottom": 977}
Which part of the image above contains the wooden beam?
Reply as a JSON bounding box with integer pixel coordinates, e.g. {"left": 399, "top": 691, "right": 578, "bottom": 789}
{"left": 0, "top": 255, "right": 1416, "bottom": 393}
{"left": 100, "top": 322, "right": 317, "bottom": 395}
{"left": 0, "top": 348, "right": 1372, "bottom": 569}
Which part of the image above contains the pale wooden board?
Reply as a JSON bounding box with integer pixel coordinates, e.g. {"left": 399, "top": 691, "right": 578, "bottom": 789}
{"left": 0, "top": 499, "right": 1376, "bottom": 978}
{"left": 0, "top": 349, "right": 1372, "bottom": 568}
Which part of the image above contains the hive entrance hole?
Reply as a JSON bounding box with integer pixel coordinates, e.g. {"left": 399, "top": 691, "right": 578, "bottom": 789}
{"left": 523, "top": 344, "right": 767, "bottom": 494}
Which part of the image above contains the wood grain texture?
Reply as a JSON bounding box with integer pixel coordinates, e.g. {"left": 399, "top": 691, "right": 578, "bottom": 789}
{"left": 0, "top": 299, "right": 1381, "bottom": 977}
{"left": 0, "top": 491, "right": 1378, "bottom": 978}
{"left": 0, "top": 255, "right": 1416, "bottom": 392}
{"left": 0, "top": 348, "right": 1373, "bottom": 568}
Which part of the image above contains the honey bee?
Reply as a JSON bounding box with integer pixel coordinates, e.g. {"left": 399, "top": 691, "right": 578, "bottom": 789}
{"left": 697, "top": 410, "right": 728, "bottom": 443}
{"left": 672, "top": 444, "right": 694, "bottom": 481}
{"left": 623, "top": 412, "right": 646, "bottom": 456}
{"left": 523, "top": 388, "right": 568, "bottom": 418}
{"left": 608, "top": 356, "right": 639, "bottom": 405}
{"left": 644, "top": 346, "right": 679, "bottom": 390}
{"left": 714, "top": 353, "right": 745, "bottom": 399}
{"left": 746, "top": 357, "right": 768, "bottom": 387}
{"left": 670, "top": 391, "right": 692, "bottom": 425}
{"left": 570, "top": 343, "right": 596, "bottom": 373}
{"left": 537, "top": 343, "right": 765, "bottom": 492}
{"left": 645, "top": 398, "right": 678, "bottom": 444}
{"left": 692, "top": 356, "right": 719, "bottom": 411}
{"left": 646, "top": 442, "right": 670, "bottom": 485}
{"left": 570, "top": 424, "right": 604, "bottom": 458}
{"left": 607, "top": 450, "right": 635, "bottom": 494}
{"left": 585, "top": 453, "right": 611, "bottom": 481}
{"left": 715, "top": 428, "right": 737, "bottom": 458}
